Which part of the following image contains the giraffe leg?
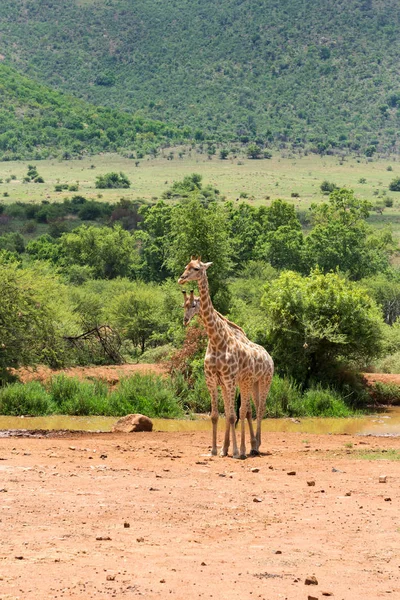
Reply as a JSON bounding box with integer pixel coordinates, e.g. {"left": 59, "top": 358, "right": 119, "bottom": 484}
{"left": 221, "top": 384, "right": 238, "bottom": 458}
{"left": 205, "top": 374, "right": 219, "bottom": 456}
{"left": 249, "top": 381, "right": 260, "bottom": 456}
{"left": 239, "top": 383, "right": 252, "bottom": 459}
{"left": 255, "top": 378, "right": 272, "bottom": 453}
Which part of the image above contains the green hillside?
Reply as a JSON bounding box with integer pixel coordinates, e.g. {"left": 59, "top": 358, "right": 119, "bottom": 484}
{"left": 0, "top": 64, "right": 187, "bottom": 160}
{"left": 1, "top": 0, "right": 400, "bottom": 153}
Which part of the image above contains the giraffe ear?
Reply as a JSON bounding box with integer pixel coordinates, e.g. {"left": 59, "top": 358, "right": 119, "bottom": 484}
{"left": 203, "top": 262, "right": 213, "bottom": 270}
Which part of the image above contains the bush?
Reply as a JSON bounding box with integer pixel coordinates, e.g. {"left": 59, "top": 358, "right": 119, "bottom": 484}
{"left": 389, "top": 177, "right": 400, "bottom": 192}
{"left": 107, "top": 375, "right": 184, "bottom": 418}
{"left": 95, "top": 172, "right": 131, "bottom": 189}
{"left": 0, "top": 381, "right": 52, "bottom": 416}
{"left": 48, "top": 375, "right": 109, "bottom": 415}
{"left": 320, "top": 180, "right": 337, "bottom": 194}
{"left": 369, "top": 382, "right": 400, "bottom": 405}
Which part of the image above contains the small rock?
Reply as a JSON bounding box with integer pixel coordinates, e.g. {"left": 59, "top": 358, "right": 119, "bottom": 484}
{"left": 124, "top": 522, "right": 130, "bottom": 528}
{"left": 69, "top": 446, "right": 76, "bottom": 451}
{"left": 112, "top": 414, "right": 153, "bottom": 433}
{"left": 15, "top": 556, "right": 24, "bottom": 560}
{"left": 274, "top": 550, "right": 282, "bottom": 554}
{"left": 96, "top": 536, "right": 111, "bottom": 541}
{"left": 384, "top": 497, "right": 392, "bottom": 502}
{"left": 308, "top": 596, "right": 318, "bottom": 600}
{"left": 305, "top": 575, "right": 318, "bottom": 585}
{"left": 251, "top": 467, "right": 260, "bottom": 473}
{"left": 0, "top": 488, "right": 8, "bottom": 493}
{"left": 322, "top": 592, "right": 334, "bottom": 597}
{"left": 137, "top": 537, "right": 145, "bottom": 542}
{"left": 160, "top": 579, "right": 166, "bottom": 583}
{"left": 379, "top": 475, "right": 387, "bottom": 483}
{"left": 106, "top": 575, "right": 116, "bottom": 581}
{"left": 307, "top": 480, "right": 315, "bottom": 486}
{"left": 345, "top": 491, "right": 351, "bottom": 496}
{"left": 253, "top": 497, "right": 263, "bottom": 503}
{"left": 287, "top": 471, "right": 296, "bottom": 476}
{"left": 201, "top": 562, "right": 206, "bottom": 566}
{"left": 100, "top": 454, "right": 107, "bottom": 459}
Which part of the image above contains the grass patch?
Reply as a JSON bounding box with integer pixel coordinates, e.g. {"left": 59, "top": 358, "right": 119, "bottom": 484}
{"left": 355, "top": 449, "right": 400, "bottom": 461}
{"left": 0, "top": 374, "right": 184, "bottom": 418}
{"left": 0, "top": 381, "right": 52, "bottom": 416}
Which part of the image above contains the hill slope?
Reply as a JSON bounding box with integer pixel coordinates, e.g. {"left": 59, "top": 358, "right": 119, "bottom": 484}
{"left": 0, "top": 64, "right": 187, "bottom": 160}
{"left": 1, "top": 0, "right": 400, "bottom": 153}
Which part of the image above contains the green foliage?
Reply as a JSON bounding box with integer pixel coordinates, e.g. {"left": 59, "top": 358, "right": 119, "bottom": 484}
{"left": 167, "top": 194, "right": 232, "bottom": 311}
{"left": 320, "top": 181, "right": 338, "bottom": 194}
{"left": 0, "top": 64, "right": 187, "bottom": 160}
{"left": 0, "top": 262, "right": 74, "bottom": 378}
{"left": 1, "top": 1, "right": 400, "bottom": 153}
{"left": 262, "top": 269, "right": 384, "bottom": 384}
{"left": 304, "top": 189, "right": 394, "bottom": 279}
{"left": 389, "top": 177, "right": 400, "bottom": 192}
{"left": 107, "top": 375, "right": 184, "bottom": 418}
{"left": 59, "top": 225, "right": 139, "bottom": 279}
{"left": 95, "top": 172, "right": 131, "bottom": 189}
{"left": 369, "top": 381, "right": 400, "bottom": 405}
{"left": 49, "top": 375, "right": 109, "bottom": 415}
{"left": 0, "top": 381, "right": 52, "bottom": 416}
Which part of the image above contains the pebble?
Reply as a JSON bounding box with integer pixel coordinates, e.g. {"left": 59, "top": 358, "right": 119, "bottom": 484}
{"left": 106, "top": 575, "right": 116, "bottom": 581}
{"left": 307, "top": 480, "right": 316, "bottom": 486}
{"left": 345, "top": 491, "right": 352, "bottom": 496}
{"left": 253, "top": 497, "right": 263, "bottom": 503}
{"left": 379, "top": 475, "right": 387, "bottom": 483}
{"left": 308, "top": 596, "right": 318, "bottom": 600}
{"left": 137, "top": 537, "right": 145, "bottom": 542}
{"left": 287, "top": 471, "right": 296, "bottom": 476}
{"left": 251, "top": 467, "right": 260, "bottom": 473}
{"left": 96, "top": 536, "right": 111, "bottom": 541}
{"left": 322, "top": 593, "right": 334, "bottom": 597}
{"left": 124, "top": 522, "right": 130, "bottom": 528}
{"left": 384, "top": 497, "right": 392, "bottom": 502}
{"left": 305, "top": 575, "right": 318, "bottom": 585}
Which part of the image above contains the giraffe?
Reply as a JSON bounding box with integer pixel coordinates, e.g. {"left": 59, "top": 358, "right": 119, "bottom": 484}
{"left": 178, "top": 258, "right": 274, "bottom": 459}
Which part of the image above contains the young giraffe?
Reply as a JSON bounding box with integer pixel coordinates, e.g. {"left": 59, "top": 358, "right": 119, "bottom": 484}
{"left": 179, "top": 258, "right": 274, "bottom": 459}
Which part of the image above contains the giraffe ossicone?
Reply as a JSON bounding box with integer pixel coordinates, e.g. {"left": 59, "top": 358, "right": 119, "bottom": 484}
{"left": 179, "top": 258, "right": 274, "bottom": 459}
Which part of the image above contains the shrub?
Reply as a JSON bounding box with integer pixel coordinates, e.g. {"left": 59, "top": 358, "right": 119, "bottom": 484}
{"left": 369, "top": 382, "right": 400, "bottom": 405}
{"left": 95, "top": 172, "right": 131, "bottom": 189}
{"left": 389, "top": 177, "right": 400, "bottom": 192}
{"left": 108, "top": 375, "right": 183, "bottom": 418}
{"left": 48, "top": 375, "right": 109, "bottom": 415}
{"left": 320, "top": 180, "right": 337, "bottom": 194}
{"left": 0, "top": 381, "right": 52, "bottom": 416}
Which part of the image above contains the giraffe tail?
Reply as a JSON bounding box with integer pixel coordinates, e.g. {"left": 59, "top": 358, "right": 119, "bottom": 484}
{"left": 235, "top": 389, "right": 241, "bottom": 428}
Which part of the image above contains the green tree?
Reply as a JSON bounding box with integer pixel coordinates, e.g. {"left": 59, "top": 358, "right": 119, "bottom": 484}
{"left": 0, "top": 262, "right": 75, "bottom": 378}
{"left": 389, "top": 177, "right": 400, "bottom": 192}
{"left": 262, "top": 269, "right": 383, "bottom": 385}
{"left": 95, "top": 172, "right": 131, "bottom": 189}
{"left": 304, "top": 188, "right": 394, "bottom": 279}
{"left": 168, "top": 195, "right": 231, "bottom": 311}
{"left": 107, "top": 283, "right": 165, "bottom": 353}
{"left": 60, "top": 225, "right": 139, "bottom": 279}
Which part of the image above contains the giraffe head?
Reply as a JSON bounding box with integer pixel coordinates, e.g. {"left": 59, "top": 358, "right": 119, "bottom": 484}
{"left": 182, "top": 290, "right": 200, "bottom": 326}
{"left": 178, "top": 256, "right": 213, "bottom": 285}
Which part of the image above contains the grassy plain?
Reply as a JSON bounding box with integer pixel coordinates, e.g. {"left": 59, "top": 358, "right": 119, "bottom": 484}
{"left": 1, "top": 150, "right": 400, "bottom": 234}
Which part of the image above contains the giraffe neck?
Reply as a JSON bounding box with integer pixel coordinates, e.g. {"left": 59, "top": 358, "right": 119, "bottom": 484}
{"left": 197, "top": 274, "right": 224, "bottom": 345}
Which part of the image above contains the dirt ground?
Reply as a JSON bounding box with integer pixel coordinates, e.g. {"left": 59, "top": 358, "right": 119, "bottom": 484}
{"left": 14, "top": 364, "right": 168, "bottom": 386}
{"left": 1, "top": 430, "right": 400, "bottom": 600}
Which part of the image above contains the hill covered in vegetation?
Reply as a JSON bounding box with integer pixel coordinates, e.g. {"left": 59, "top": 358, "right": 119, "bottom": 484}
{"left": 0, "top": 64, "right": 188, "bottom": 160}
{"left": 1, "top": 0, "right": 400, "bottom": 154}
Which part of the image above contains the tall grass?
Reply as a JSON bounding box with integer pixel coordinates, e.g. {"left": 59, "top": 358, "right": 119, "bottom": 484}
{"left": 0, "top": 373, "right": 361, "bottom": 418}
{"left": 0, "top": 381, "right": 52, "bottom": 416}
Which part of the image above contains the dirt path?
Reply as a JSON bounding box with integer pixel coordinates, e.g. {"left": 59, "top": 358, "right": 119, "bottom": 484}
{"left": 364, "top": 372, "right": 400, "bottom": 386}
{"left": 15, "top": 363, "right": 168, "bottom": 385}
{"left": 1, "top": 430, "right": 400, "bottom": 599}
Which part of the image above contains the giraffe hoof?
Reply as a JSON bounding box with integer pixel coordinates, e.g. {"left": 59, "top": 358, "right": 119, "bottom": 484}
{"left": 239, "top": 454, "right": 247, "bottom": 460}
{"left": 211, "top": 449, "right": 218, "bottom": 456}
{"left": 220, "top": 451, "right": 228, "bottom": 457}
{"left": 250, "top": 449, "right": 260, "bottom": 457}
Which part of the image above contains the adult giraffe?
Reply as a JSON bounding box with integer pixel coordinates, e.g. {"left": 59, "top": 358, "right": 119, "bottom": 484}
{"left": 178, "top": 258, "right": 274, "bottom": 459}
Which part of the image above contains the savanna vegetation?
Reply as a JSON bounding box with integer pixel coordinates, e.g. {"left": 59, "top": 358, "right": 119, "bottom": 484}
{"left": 1, "top": 1, "right": 400, "bottom": 154}
{"left": 1, "top": 171, "right": 400, "bottom": 418}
